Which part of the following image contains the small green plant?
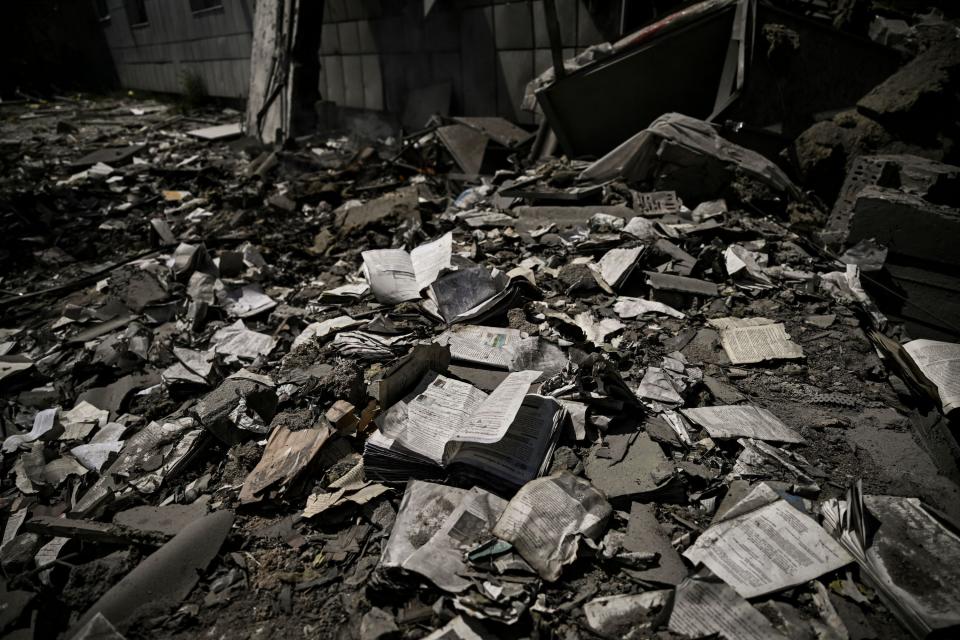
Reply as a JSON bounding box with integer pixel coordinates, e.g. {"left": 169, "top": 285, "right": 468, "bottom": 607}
{"left": 179, "top": 69, "right": 208, "bottom": 107}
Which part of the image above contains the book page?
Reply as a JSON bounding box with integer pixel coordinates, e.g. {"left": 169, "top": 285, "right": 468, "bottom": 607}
{"left": 903, "top": 339, "right": 960, "bottom": 413}
{"left": 410, "top": 232, "right": 453, "bottom": 291}
{"left": 436, "top": 324, "right": 523, "bottom": 370}
{"left": 403, "top": 487, "right": 507, "bottom": 592}
{"left": 492, "top": 472, "right": 611, "bottom": 581}
{"left": 669, "top": 578, "right": 787, "bottom": 640}
{"left": 597, "top": 246, "right": 643, "bottom": 289}
{"left": 684, "top": 497, "right": 851, "bottom": 598}
{"left": 398, "top": 374, "right": 488, "bottom": 464}
{"left": 379, "top": 480, "right": 469, "bottom": 570}
{"left": 681, "top": 405, "right": 803, "bottom": 443}
{"left": 719, "top": 322, "right": 803, "bottom": 364}
{"left": 451, "top": 396, "right": 561, "bottom": 487}
{"left": 452, "top": 370, "right": 542, "bottom": 445}
{"left": 362, "top": 248, "right": 420, "bottom": 304}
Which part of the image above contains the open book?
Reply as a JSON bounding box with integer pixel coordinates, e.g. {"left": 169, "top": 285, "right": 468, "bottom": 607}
{"left": 822, "top": 481, "right": 960, "bottom": 639}
{"left": 363, "top": 369, "right": 565, "bottom": 491}
{"left": 869, "top": 333, "right": 960, "bottom": 414}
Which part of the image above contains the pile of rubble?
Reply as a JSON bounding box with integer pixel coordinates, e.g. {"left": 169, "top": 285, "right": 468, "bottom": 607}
{"left": 2, "top": 12, "right": 960, "bottom": 640}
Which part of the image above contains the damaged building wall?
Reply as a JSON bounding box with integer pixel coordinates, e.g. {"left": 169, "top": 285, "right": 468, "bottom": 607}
{"left": 318, "top": 0, "right": 613, "bottom": 126}
{"left": 96, "top": 0, "right": 256, "bottom": 99}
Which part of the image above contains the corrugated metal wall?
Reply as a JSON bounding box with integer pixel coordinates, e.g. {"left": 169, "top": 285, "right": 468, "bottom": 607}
{"left": 97, "top": 0, "right": 612, "bottom": 119}
{"left": 319, "top": 0, "right": 608, "bottom": 124}
{"left": 98, "top": 0, "right": 255, "bottom": 98}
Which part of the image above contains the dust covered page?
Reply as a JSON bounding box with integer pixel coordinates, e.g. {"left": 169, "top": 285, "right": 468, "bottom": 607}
{"left": 451, "top": 395, "right": 563, "bottom": 487}
{"left": 403, "top": 486, "right": 507, "bottom": 592}
{"left": 903, "top": 339, "right": 960, "bottom": 413}
{"left": 684, "top": 497, "right": 851, "bottom": 598}
{"left": 410, "top": 232, "right": 453, "bottom": 291}
{"left": 719, "top": 322, "right": 803, "bottom": 364}
{"left": 450, "top": 370, "right": 542, "bottom": 447}
{"left": 492, "top": 472, "right": 611, "bottom": 581}
{"left": 362, "top": 248, "right": 421, "bottom": 304}
{"left": 669, "top": 577, "right": 787, "bottom": 640}
{"left": 681, "top": 405, "right": 803, "bottom": 443}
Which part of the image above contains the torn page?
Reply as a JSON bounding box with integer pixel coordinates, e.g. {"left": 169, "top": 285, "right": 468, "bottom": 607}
{"left": 452, "top": 370, "right": 542, "bottom": 446}
{"left": 3, "top": 407, "right": 61, "bottom": 453}
{"left": 613, "top": 296, "right": 685, "bottom": 320}
{"left": 595, "top": 246, "right": 643, "bottom": 289}
{"left": 362, "top": 248, "right": 421, "bottom": 304}
{"left": 410, "top": 231, "right": 453, "bottom": 291}
{"left": 822, "top": 482, "right": 960, "bottom": 638}
{"left": 398, "top": 373, "right": 488, "bottom": 464}
{"left": 430, "top": 265, "right": 499, "bottom": 322}
{"left": 292, "top": 316, "right": 364, "bottom": 350}
{"left": 684, "top": 484, "right": 851, "bottom": 598}
{"left": 681, "top": 405, "right": 803, "bottom": 443}
{"left": 404, "top": 486, "right": 507, "bottom": 592}
{"left": 719, "top": 322, "right": 803, "bottom": 364}
{"left": 379, "top": 480, "right": 470, "bottom": 570}
{"left": 903, "top": 339, "right": 960, "bottom": 413}
{"left": 450, "top": 395, "right": 564, "bottom": 489}
{"left": 575, "top": 311, "right": 624, "bottom": 347}
{"left": 492, "top": 472, "right": 611, "bottom": 581}
{"left": 669, "top": 577, "right": 787, "bottom": 640}
{"left": 436, "top": 325, "right": 523, "bottom": 370}
{"left": 211, "top": 320, "right": 277, "bottom": 360}
{"left": 220, "top": 285, "right": 277, "bottom": 318}
{"left": 422, "top": 616, "right": 490, "bottom": 640}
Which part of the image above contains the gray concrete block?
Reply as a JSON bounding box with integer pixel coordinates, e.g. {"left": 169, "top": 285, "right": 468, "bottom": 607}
{"left": 849, "top": 185, "right": 960, "bottom": 268}
{"left": 495, "top": 1, "right": 533, "bottom": 50}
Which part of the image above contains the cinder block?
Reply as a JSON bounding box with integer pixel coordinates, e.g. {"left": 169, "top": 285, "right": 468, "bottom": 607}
{"left": 849, "top": 185, "right": 960, "bottom": 268}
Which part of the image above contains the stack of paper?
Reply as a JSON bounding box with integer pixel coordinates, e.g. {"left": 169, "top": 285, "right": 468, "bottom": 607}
{"left": 363, "top": 370, "right": 565, "bottom": 491}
